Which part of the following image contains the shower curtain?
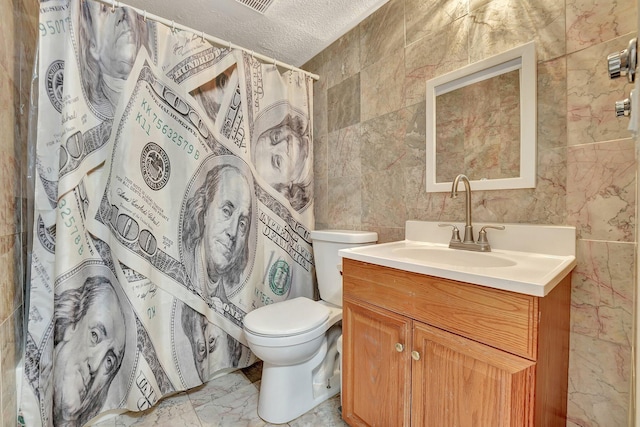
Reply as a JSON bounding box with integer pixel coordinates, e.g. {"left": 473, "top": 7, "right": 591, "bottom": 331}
{"left": 20, "top": 0, "right": 315, "bottom": 425}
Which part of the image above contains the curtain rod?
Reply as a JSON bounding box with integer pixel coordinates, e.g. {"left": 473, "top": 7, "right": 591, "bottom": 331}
{"left": 92, "top": 0, "right": 320, "bottom": 81}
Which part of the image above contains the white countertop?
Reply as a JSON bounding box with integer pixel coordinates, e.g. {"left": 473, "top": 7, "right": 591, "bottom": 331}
{"left": 339, "top": 221, "right": 577, "bottom": 297}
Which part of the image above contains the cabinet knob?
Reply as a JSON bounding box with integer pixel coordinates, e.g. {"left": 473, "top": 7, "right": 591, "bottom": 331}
{"left": 411, "top": 351, "right": 420, "bottom": 361}
{"left": 395, "top": 343, "right": 404, "bottom": 352}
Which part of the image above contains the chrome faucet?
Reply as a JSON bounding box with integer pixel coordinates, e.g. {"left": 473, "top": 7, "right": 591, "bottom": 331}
{"left": 440, "top": 174, "right": 504, "bottom": 252}
{"left": 451, "top": 174, "right": 474, "bottom": 244}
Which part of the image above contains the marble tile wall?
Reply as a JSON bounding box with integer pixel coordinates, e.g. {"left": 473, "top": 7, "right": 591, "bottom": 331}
{"left": 1, "top": 0, "right": 636, "bottom": 425}
{"left": 304, "top": 0, "right": 637, "bottom": 425}
{"left": 1, "top": 0, "right": 37, "bottom": 424}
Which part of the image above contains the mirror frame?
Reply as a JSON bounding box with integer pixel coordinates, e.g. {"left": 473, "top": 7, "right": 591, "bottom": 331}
{"left": 425, "top": 41, "right": 537, "bottom": 192}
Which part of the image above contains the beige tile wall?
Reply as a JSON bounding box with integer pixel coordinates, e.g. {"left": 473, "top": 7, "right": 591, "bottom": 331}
{"left": 304, "top": 0, "right": 637, "bottom": 424}
{"left": 1, "top": 0, "right": 37, "bottom": 424}
{"left": 0, "top": 0, "right": 636, "bottom": 424}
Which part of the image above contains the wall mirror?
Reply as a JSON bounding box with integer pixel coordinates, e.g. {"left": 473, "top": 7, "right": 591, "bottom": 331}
{"left": 425, "top": 41, "right": 536, "bottom": 192}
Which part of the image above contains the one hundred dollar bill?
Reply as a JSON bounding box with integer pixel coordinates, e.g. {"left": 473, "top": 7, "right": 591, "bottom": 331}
{"left": 86, "top": 50, "right": 315, "bottom": 346}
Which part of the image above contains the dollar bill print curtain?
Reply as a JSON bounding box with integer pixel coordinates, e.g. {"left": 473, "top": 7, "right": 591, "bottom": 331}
{"left": 20, "top": 0, "right": 315, "bottom": 425}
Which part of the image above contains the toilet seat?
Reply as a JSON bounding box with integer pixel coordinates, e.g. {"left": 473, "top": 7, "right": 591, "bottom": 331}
{"left": 243, "top": 298, "right": 342, "bottom": 348}
{"left": 244, "top": 297, "right": 330, "bottom": 337}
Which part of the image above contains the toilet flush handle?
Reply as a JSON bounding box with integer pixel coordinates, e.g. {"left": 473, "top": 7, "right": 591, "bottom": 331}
{"left": 337, "top": 263, "right": 342, "bottom": 275}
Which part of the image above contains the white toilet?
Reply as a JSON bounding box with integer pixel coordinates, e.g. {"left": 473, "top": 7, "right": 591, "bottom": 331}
{"left": 243, "top": 229, "right": 378, "bottom": 424}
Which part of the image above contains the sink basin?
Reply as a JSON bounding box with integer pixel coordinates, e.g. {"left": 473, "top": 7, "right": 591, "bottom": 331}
{"left": 338, "top": 221, "right": 577, "bottom": 297}
{"left": 392, "top": 247, "right": 517, "bottom": 268}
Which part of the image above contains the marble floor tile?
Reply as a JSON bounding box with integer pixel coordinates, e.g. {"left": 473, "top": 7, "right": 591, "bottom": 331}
{"left": 289, "top": 395, "right": 346, "bottom": 427}
{"left": 187, "top": 370, "right": 254, "bottom": 409}
{"left": 194, "top": 380, "right": 269, "bottom": 426}
{"left": 90, "top": 362, "right": 346, "bottom": 427}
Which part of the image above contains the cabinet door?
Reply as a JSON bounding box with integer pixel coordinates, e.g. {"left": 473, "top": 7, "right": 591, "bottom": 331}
{"left": 343, "top": 298, "right": 412, "bottom": 427}
{"left": 411, "top": 323, "right": 535, "bottom": 427}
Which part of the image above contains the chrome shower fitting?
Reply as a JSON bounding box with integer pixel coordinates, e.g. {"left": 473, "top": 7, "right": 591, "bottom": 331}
{"left": 616, "top": 97, "right": 631, "bottom": 117}
{"left": 608, "top": 38, "right": 637, "bottom": 82}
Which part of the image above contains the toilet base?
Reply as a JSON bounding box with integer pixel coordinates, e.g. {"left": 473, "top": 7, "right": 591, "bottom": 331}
{"left": 257, "top": 336, "right": 340, "bottom": 424}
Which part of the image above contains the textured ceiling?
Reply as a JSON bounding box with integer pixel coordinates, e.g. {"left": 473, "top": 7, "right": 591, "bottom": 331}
{"left": 123, "top": 0, "right": 389, "bottom": 67}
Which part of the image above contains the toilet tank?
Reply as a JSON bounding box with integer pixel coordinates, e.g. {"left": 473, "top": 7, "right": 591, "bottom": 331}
{"left": 310, "top": 230, "right": 378, "bottom": 307}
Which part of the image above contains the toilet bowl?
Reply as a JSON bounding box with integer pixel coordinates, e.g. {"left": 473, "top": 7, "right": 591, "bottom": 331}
{"left": 243, "top": 230, "right": 378, "bottom": 424}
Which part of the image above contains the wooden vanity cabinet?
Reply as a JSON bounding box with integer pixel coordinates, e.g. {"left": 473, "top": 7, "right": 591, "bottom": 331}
{"left": 341, "top": 259, "right": 571, "bottom": 427}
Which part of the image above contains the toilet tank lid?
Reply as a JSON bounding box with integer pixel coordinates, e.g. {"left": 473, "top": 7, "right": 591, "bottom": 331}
{"left": 310, "top": 229, "right": 378, "bottom": 244}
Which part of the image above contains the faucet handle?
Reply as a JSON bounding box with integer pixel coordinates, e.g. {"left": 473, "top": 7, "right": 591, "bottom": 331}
{"left": 438, "top": 223, "right": 461, "bottom": 243}
{"left": 477, "top": 225, "right": 505, "bottom": 244}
